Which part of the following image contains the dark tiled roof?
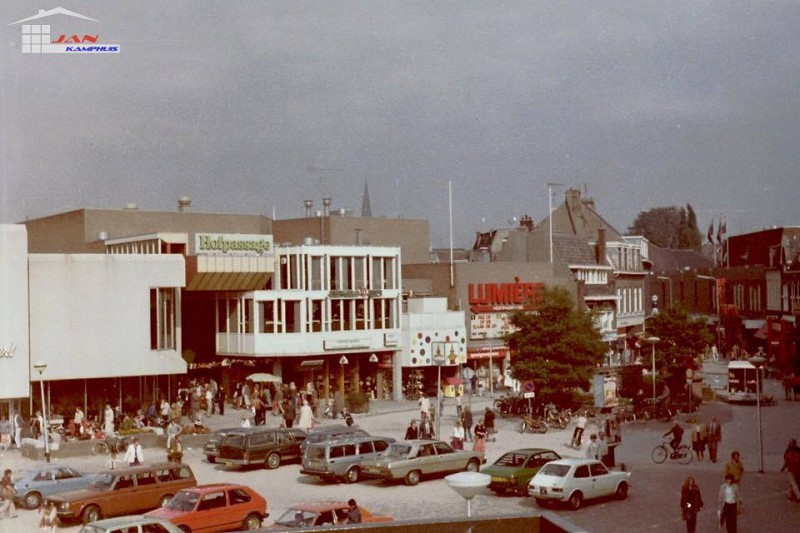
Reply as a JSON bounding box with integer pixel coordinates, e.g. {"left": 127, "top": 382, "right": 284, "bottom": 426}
{"left": 649, "top": 246, "right": 713, "bottom": 273}
{"left": 553, "top": 234, "right": 598, "bottom": 265}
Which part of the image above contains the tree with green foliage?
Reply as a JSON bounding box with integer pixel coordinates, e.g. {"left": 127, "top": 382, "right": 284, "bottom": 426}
{"left": 645, "top": 305, "right": 714, "bottom": 389}
{"left": 505, "top": 286, "right": 607, "bottom": 403}
{"left": 628, "top": 204, "right": 702, "bottom": 250}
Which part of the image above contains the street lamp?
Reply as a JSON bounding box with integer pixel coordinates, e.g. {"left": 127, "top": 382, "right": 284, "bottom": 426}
{"left": 749, "top": 354, "right": 766, "bottom": 473}
{"left": 432, "top": 343, "right": 448, "bottom": 440}
{"left": 33, "top": 361, "right": 50, "bottom": 463}
{"left": 645, "top": 337, "right": 661, "bottom": 407}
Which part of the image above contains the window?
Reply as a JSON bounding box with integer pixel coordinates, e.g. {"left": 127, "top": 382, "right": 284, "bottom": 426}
{"left": 150, "top": 288, "right": 177, "bottom": 350}
{"left": 355, "top": 301, "right": 366, "bottom": 330}
{"left": 317, "top": 510, "right": 335, "bottom": 526}
{"left": 589, "top": 463, "right": 608, "bottom": 476}
{"left": 228, "top": 488, "right": 251, "bottom": 505}
{"left": 433, "top": 442, "right": 452, "bottom": 454}
{"left": 354, "top": 257, "right": 366, "bottom": 289}
{"left": 260, "top": 301, "right": 278, "bottom": 333}
{"left": 573, "top": 465, "right": 590, "bottom": 479}
{"left": 358, "top": 441, "right": 374, "bottom": 454}
{"left": 55, "top": 468, "right": 78, "bottom": 480}
{"left": 309, "top": 256, "right": 323, "bottom": 290}
{"left": 142, "top": 524, "right": 173, "bottom": 533}
{"left": 307, "top": 300, "right": 323, "bottom": 332}
{"left": 284, "top": 300, "right": 300, "bottom": 333}
{"left": 330, "top": 299, "right": 343, "bottom": 331}
{"left": 136, "top": 472, "right": 157, "bottom": 486}
{"left": 197, "top": 492, "right": 226, "bottom": 511}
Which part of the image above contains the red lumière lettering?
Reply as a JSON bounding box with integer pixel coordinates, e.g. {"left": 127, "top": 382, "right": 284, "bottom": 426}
{"left": 52, "top": 34, "right": 99, "bottom": 44}
{"left": 468, "top": 282, "right": 543, "bottom": 306}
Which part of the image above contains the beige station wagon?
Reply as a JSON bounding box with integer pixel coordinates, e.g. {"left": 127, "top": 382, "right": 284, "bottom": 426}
{"left": 47, "top": 463, "right": 196, "bottom": 525}
{"left": 360, "top": 439, "right": 485, "bottom": 486}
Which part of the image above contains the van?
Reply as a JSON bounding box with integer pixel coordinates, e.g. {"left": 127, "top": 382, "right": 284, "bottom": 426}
{"left": 218, "top": 427, "right": 307, "bottom": 470}
{"left": 301, "top": 435, "right": 395, "bottom": 483}
{"left": 46, "top": 462, "right": 196, "bottom": 525}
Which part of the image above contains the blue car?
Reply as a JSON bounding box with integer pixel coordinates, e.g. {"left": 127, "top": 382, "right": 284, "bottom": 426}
{"left": 14, "top": 465, "right": 94, "bottom": 509}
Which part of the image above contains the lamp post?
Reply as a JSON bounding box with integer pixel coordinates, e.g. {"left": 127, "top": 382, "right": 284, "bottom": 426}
{"left": 33, "top": 361, "right": 50, "bottom": 463}
{"left": 432, "top": 343, "right": 448, "bottom": 439}
{"left": 645, "top": 337, "right": 661, "bottom": 407}
{"left": 749, "top": 355, "right": 766, "bottom": 473}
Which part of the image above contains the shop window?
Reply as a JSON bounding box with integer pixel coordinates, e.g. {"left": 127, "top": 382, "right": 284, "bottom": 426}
{"left": 150, "top": 288, "right": 177, "bottom": 350}
{"left": 308, "top": 300, "right": 323, "bottom": 332}
{"left": 355, "top": 300, "right": 366, "bottom": 330}
{"left": 284, "top": 300, "right": 300, "bottom": 333}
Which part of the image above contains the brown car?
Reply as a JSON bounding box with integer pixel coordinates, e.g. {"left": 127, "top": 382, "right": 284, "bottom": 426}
{"left": 46, "top": 462, "right": 197, "bottom": 525}
{"left": 267, "top": 501, "right": 393, "bottom": 529}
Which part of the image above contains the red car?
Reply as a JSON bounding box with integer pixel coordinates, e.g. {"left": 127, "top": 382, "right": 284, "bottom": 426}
{"left": 145, "top": 483, "right": 267, "bottom": 532}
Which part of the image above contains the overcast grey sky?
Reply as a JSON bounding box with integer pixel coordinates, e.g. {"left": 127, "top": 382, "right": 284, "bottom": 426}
{"left": 2, "top": 1, "right": 799, "bottom": 248}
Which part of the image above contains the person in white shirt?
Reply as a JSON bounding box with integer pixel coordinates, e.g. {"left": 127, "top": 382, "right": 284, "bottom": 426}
{"left": 450, "top": 420, "right": 465, "bottom": 450}
{"left": 717, "top": 474, "right": 741, "bottom": 533}
{"left": 586, "top": 433, "right": 600, "bottom": 460}
{"left": 572, "top": 413, "right": 588, "bottom": 448}
{"left": 123, "top": 438, "right": 144, "bottom": 466}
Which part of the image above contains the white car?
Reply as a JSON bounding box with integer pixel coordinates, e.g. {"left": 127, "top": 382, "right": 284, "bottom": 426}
{"left": 527, "top": 458, "right": 631, "bottom": 510}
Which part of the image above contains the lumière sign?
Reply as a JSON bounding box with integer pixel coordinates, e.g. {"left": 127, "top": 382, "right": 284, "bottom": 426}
{"left": 195, "top": 234, "right": 273, "bottom": 256}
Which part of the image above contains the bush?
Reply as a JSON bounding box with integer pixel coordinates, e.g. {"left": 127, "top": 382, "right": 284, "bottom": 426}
{"left": 346, "top": 392, "right": 370, "bottom": 413}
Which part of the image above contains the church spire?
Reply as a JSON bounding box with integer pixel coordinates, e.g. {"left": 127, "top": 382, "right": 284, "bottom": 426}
{"left": 361, "top": 180, "right": 372, "bottom": 218}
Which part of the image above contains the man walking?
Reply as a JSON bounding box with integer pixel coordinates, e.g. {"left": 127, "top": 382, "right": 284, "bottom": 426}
{"left": 708, "top": 416, "right": 722, "bottom": 463}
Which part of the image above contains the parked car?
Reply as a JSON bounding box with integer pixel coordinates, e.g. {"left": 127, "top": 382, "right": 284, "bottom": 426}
{"left": 13, "top": 464, "right": 94, "bottom": 509}
{"left": 360, "top": 439, "right": 485, "bottom": 486}
{"left": 301, "top": 435, "right": 395, "bottom": 483}
{"left": 145, "top": 483, "right": 267, "bottom": 532}
{"left": 79, "top": 515, "right": 184, "bottom": 533}
{"left": 300, "top": 425, "right": 370, "bottom": 455}
{"left": 204, "top": 428, "right": 238, "bottom": 464}
{"left": 217, "top": 427, "right": 307, "bottom": 470}
{"left": 483, "top": 448, "right": 562, "bottom": 496}
{"left": 47, "top": 463, "right": 197, "bottom": 525}
{"left": 266, "top": 501, "right": 393, "bottom": 529}
{"left": 527, "top": 458, "right": 631, "bottom": 510}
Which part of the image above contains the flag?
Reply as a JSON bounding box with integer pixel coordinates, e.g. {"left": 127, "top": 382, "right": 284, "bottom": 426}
{"left": 716, "top": 218, "right": 726, "bottom": 244}
{"left": 707, "top": 219, "right": 714, "bottom": 244}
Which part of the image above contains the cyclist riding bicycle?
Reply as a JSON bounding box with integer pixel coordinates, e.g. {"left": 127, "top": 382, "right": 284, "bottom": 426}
{"left": 663, "top": 422, "right": 684, "bottom": 455}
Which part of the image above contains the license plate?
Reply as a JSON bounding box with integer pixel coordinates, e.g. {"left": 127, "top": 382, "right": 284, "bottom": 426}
{"left": 539, "top": 487, "right": 547, "bottom": 495}
{"left": 225, "top": 462, "right": 233, "bottom": 467}
{"left": 491, "top": 477, "right": 505, "bottom": 483}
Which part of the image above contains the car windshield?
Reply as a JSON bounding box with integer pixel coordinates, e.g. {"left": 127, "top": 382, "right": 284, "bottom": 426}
{"left": 78, "top": 526, "right": 105, "bottom": 533}
{"left": 539, "top": 464, "right": 571, "bottom": 477}
{"left": 275, "top": 509, "right": 317, "bottom": 526}
{"left": 385, "top": 443, "right": 412, "bottom": 458}
{"left": 89, "top": 473, "right": 115, "bottom": 489}
{"left": 306, "top": 447, "right": 326, "bottom": 460}
{"left": 165, "top": 490, "right": 200, "bottom": 511}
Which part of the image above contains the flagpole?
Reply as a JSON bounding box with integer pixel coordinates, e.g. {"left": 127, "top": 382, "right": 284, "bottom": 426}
{"left": 449, "top": 180, "right": 454, "bottom": 289}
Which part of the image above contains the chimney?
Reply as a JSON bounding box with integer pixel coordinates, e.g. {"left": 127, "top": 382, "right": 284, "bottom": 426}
{"left": 596, "top": 227, "right": 607, "bottom": 264}
{"left": 304, "top": 199, "right": 314, "bottom": 217}
{"left": 520, "top": 214, "right": 534, "bottom": 231}
{"left": 322, "top": 197, "right": 331, "bottom": 217}
{"left": 566, "top": 189, "right": 582, "bottom": 211}
{"left": 178, "top": 196, "right": 192, "bottom": 213}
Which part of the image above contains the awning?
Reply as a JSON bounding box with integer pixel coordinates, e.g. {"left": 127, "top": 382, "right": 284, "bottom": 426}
{"left": 300, "top": 359, "right": 324, "bottom": 367}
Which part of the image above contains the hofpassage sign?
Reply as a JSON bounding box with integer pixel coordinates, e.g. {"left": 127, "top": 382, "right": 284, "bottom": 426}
{"left": 195, "top": 234, "right": 273, "bottom": 256}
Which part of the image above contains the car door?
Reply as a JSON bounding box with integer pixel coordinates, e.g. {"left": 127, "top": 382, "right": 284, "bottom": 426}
{"left": 433, "top": 441, "right": 459, "bottom": 473}
{"left": 571, "top": 465, "right": 594, "bottom": 499}
{"left": 227, "top": 488, "right": 254, "bottom": 528}
{"left": 588, "top": 461, "right": 615, "bottom": 497}
{"left": 103, "top": 474, "right": 135, "bottom": 517}
{"left": 416, "top": 443, "right": 438, "bottom": 474}
{"left": 189, "top": 490, "right": 228, "bottom": 532}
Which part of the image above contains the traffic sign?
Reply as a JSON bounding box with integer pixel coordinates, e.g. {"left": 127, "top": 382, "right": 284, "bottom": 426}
{"left": 522, "top": 381, "right": 535, "bottom": 393}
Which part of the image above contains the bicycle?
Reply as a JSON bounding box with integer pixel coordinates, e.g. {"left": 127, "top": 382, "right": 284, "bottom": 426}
{"left": 519, "top": 413, "right": 548, "bottom": 434}
{"left": 91, "top": 434, "right": 131, "bottom": 457}
{"left": 651, "top": 438, "right": 693, "bottom": 465}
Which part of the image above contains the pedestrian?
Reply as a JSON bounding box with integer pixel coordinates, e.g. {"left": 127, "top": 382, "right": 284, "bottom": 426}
{"left": 283, "top": 399, "right": 296, "bottom": 428}
{"left": 0, "top": 417, "right": 11, "bottom": 450}
{"left": 123, "top": 437, "right": 144, "bottom": 466}
{"left": 0, "top": 468, "right": 18, "bottom": 519}
{"left": 572, "top": 411, "right": 587, "bottom": 448}
{"left": 597, "top": 431, "right": 610, "bottom": 466}
{"left": 708, "top": 416, "right": 722, "bottom": 463}
{"left": 216, "top": 386, "right": 226, "bottom": 416}
{"left": 404, "top": 420, "right": 419, "bottom": 440}
{"left": 724, "top": 451, "right": 744, "bottom": 485}
{"left": 167, "top": 434, "right": 183, "bottom": 463}
{"left": 166, "top": 419, "right": 181, "bottom": 449}
{"left": 297, "top": 399, "right": 314, "bottom": 431}
{"left": 691, "top": 423, "right": 706, "bottom": 462}
{"left": 39, "top": 500, "right": 57, "bottom": 532}
{"left": 242, "top": 382, "right": 251, "bottom": 409}
{"left": 343, "top": 499, "right": 362, "bottom": 524}
{"left": 461, "top": 407, "right": 473, "bottom": 442}
{"left": 780, "top": 438, "right": 800, "bottom": 501}
{"left": 455, "top": 391, "right": 463, "bottom": 418}
{"left": 12, "top": 412, "right": 23, "bottom": 448}
{"left": 205, "top": 385, "right": 214, "bottom": 417}
{"left": 419, "top": 394, "right": 430, "bottom": 424}
{"left": 473, "top": 419, "right": 487, "bottom": 453}
{"left": 419, "top": 417, "right": 434, "bottom": 439}
{"left": 103, "top": 403, "right": 115, "bottom": 435}
{"left": 586, "top": 433, "right": 600, "bottom": 460}
{"left": 30, "top": 410, "right": 43, "bottom": 440}
{"left": 483, "top": 407, "right": 496, "bottom": 442}
{"left": 470, "top": 373, "right": 478, "bottom": 395}
{"left": 450, "top": 419, "right": 465, "bottom": 450}
{"left": 680, "top": 476, "right": 704, "bottom": 533}
{"left": 717, "top": 473, "right": 742, "bottom": 533}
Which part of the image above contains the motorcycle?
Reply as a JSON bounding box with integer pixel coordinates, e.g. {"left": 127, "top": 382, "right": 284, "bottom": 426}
{"left": 519, "top": 413, "right": 548, "bottom": 434}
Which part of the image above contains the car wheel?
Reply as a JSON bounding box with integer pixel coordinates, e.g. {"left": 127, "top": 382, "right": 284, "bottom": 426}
{"left": 266, "top": 452, "right": 281, "bottom": 469}
{"left": 491, "top": 487, "right": 506, "bottom": 495}
{"left": 568, "top": 491, "right": 583, "bottom": 510}
{"left": 465, "top": 459, "right": 480, "bottom": 473}
{"left": 159, "top": 494, "right": 174, "bottom": 507}
{"left": 404, "top": 470, "right": 422, "bottom": 486}
{"left": 345, "top": 466, "right": 360, "bottom": 484}
{"left": 24, "top": 491, "right": 42, "bottom": 510}
{"left": 535, "top": 498, "right": 548, "bottom": 507}
{"left": 615, "top": 482, "right": 629, "bottom": 500}
{"left": 82, "top": 505, "right": 101, "bottom": 524}
{"left": 206, "top": 455, "right": 216, "bottom": 464}
{"left": 243, "top": 512, "right": 262, "bottom": 530}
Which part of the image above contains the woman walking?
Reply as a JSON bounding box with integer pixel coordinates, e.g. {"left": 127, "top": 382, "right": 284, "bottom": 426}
{"left": 718, "top": 473, "right": 742, "bottom": 533}
{"left": 450, "top": 420, "right": 465, "bottom": 450}
{"left": 680, "top": 476, "right": 703, "bottom": 533}
{"left": 473, "top": 419, "right": 487, "bottom": 453}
